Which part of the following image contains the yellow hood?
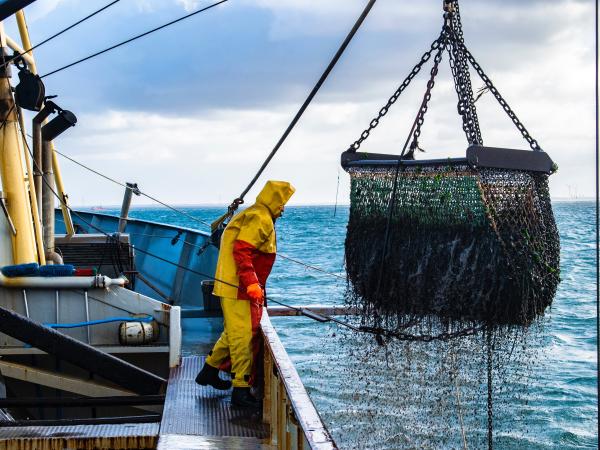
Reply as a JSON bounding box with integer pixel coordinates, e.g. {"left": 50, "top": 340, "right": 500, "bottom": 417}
{"left": 255, "top": 180, "right": 296, "bottom": 217}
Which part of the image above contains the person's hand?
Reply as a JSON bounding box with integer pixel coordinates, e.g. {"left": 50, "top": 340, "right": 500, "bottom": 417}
{"left": 246, "top": 283, "right": 264, "bottom": 303}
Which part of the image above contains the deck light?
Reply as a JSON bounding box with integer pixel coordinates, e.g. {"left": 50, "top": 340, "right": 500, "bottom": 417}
{"left": 41, "top": 107, "right": 77, "bottom": 141}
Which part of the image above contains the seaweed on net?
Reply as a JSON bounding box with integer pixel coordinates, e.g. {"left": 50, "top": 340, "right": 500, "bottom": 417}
{"left": 339, "top": 163, "right": 559, "bottom": 448}
{"left": 345, "top": 164, "right": 560, "bottom": 328}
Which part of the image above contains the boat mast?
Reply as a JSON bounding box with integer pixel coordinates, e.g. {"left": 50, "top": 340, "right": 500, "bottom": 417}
{"left": 0, "top": 22, "right": 38, "bottom": 264}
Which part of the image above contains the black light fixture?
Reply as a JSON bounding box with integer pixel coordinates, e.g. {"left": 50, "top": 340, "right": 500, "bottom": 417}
{"left": 42, "top": 108, "right": 77, "bottom": 141}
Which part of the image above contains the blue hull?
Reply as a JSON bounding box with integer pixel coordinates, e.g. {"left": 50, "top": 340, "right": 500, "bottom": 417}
{"left": 55, "top": 209, "right": 219, "bottom": 311}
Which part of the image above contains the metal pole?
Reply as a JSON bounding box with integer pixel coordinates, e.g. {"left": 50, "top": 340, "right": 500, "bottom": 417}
{"left": 42, "top": 138, "right": 55, "bottom": 258}
{"left": 118, "top": 182, "right": 139, "bottom": 233}
{"left": 16, "top": 106, "right": 45, "bottom": 264}
{"left": 0, "top": 23, "right": 37, "bottom": 264}
{"left": 15, "top": 9, "right": 75, "bottom": 236}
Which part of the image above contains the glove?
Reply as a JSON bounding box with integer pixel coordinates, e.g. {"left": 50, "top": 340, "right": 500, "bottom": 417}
{"left": 246, "top": 283, "right": 264, "bottom": 303}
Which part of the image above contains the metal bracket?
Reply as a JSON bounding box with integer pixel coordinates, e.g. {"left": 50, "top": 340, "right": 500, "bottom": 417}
{"left": 443, "top": 0, "right": 456, "bottom": 13}
{"left": 0, "top": 192, "right": 16, "bottom": 236}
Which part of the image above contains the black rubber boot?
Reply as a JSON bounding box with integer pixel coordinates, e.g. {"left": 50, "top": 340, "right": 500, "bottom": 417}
{"left": 231, "top": 387, "right": 261, "bottom": 409}
{"left": 195, "top": 363, "right": 231, "bottom": 390}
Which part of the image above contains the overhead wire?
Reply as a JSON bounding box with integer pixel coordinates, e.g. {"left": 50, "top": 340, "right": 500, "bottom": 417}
{"left": 0, "top": 0, "right": 121, "bottom": 72}
{"left": 41, "top": 0, "right": 229, "bottom": 78}
{"left": 18, "top": 105, "right": 482, "bottom": 343}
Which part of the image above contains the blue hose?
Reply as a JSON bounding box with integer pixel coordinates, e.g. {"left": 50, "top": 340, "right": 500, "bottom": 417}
{"left": 44, "top": 315, "right": 154, "bottom": 329}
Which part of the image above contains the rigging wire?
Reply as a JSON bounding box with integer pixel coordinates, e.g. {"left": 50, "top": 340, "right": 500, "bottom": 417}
{"left": 52, "top": 147, "right": 346, "bottom": 280}
{"left": 55, "top": 215, "right": 346, "bottom": 281}
{"left": 0, "top": 0, "right": 121, "bottom": 71}
{"left": 40, "top": 0, "right": 229, "bottom": 78}
{"left": 52, "top": 147, "right": 212, "bottom": 228}
{"left": 28, "top": 126, "right": 480, "bottom": 342}
{"left": 15, "top": 107, "right": 372, "bottom": 337}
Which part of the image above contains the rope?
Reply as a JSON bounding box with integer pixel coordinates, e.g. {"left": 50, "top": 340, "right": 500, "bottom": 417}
{"left": 45, "top": 315, "right": 153, "bottom": 329}
{"left": 24, "top": 112, "right": 475, "bottom": 343}
{"left": 19, "top": 116, "right": 369, "bottom": 336}
{"left": 227, "top": 0, "right": 378, "bottom": 212}
{"left": 0, "top": 0, "right": 121, "bottom": 71}
{"left": 41, "top": 0, "right": 229, "bottom": 78}
{"left": 56, "top": 216, "right": 346, "bottom": 281}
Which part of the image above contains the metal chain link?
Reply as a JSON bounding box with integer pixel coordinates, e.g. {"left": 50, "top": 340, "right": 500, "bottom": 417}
{"left": 359, "top": 324, "right": 484, "bottom": 342}
{"left": 409, "top": 38, "right": 446, "bottom": 150}
{"left": 459, "top": 42, "right": 542, "bottom": 151}
{"left": 448, "top": 2, "right": 483, "bottom": 145}
{"left": 347, "top": 35, "right": 445, "bottom": 152}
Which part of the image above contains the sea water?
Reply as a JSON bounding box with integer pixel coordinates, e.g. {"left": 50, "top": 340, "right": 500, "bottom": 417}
{"left": 122, "top": 202, "right": 597, "bottom": 449}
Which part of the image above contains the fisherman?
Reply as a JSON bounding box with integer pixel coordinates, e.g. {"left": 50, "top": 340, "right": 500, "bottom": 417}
{"left": 195, "top": 180, "right": 295, "bottom": 408}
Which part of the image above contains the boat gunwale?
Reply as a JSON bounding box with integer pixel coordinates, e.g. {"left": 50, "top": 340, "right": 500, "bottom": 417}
{"left": 56, "top": 208, "right": 211, "bottom": 238}
{"left": 261, "top": 312, "right": 337, "bottom": 449}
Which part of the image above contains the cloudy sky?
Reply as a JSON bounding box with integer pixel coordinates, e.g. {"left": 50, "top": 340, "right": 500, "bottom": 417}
{"left": 3, "top": 0, "right": 596, "bottom": 206}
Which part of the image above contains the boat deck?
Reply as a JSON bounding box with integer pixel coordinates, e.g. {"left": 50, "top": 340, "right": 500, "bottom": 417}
{"left": 157, "top": 355, "right": 271, "bottom": 449}
{"left": 0, "top": 356, "right": 272, "bottom": 450}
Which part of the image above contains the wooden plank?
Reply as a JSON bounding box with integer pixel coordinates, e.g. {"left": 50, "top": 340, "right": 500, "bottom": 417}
{"left": 266, "top": 305, "right": 358, "bottom": 317}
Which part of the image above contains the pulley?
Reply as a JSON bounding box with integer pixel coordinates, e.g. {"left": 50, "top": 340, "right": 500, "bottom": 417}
{"left": 15, "top": 68, "right": 45, "bottom": 111}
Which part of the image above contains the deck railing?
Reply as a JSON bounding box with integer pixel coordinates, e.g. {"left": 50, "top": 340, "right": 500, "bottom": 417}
{"left": 261, "top": 313, "right": 337, "bottom": 450}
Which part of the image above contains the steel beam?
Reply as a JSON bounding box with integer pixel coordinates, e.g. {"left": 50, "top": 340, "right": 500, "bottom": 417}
{"left": 0, "top": 359, "right": 134, "bottom": 397}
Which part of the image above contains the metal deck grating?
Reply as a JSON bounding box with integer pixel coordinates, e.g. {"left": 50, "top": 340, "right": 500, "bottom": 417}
{"left": 157, "top": 356, "right": 270, "bottom": 450}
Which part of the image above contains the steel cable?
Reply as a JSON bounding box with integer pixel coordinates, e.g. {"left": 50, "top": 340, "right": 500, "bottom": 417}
{"left": 52, "top": 147, "right": 346, "bottom": 280}
{"left": 0, "top": 0, "right": 121, "bottom": 72}
{"left": 41, "top": 0, "right": 229, "bottom": 78}
{"left": 228, "top": 0, "right": 378, "bottom": 212}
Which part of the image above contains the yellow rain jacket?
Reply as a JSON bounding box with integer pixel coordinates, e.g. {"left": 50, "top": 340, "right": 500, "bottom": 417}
{"left": 213, "top": 180, "right": 296, "bottom": 300}
{"left": 207, "top": 180, "right": 295, "bottom": 388}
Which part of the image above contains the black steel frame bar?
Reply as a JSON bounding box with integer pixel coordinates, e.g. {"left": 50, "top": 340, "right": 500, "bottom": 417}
{"left": 0, "top": 395, "right": 165, "bottom": 408}
{"left": 0, "top": 415, "right": 161, "bottom": 427}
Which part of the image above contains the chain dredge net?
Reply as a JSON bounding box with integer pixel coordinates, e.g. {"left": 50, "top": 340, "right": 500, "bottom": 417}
{"left": 345, "top": 163, "right": 560, "bottom": 329}
{"left": 340, "top": 163, "right": 560, "bottom": 448}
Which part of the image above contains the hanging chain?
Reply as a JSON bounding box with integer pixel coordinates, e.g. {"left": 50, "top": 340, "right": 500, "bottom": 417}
{"left": 408, "top": 35, "right": 447, "bottom": 151}
{"left": 347, "top": 34, "right": 445, "bottom": 152}
{"left": 447, "top": 2, "right": 483, "bottom": 146}
{"left": 345, "top": 0, "right": 541, "bottom": 154}
{"left": 461, "top": 42, "right": 543, "bottom": 151}
{"left": 359, "top": 324, "right": 484, "bottom": 342}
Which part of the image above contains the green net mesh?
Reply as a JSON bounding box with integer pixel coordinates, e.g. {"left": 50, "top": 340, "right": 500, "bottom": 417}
{"left": 345, "top": 163, "right": 560, "bottom": 327}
